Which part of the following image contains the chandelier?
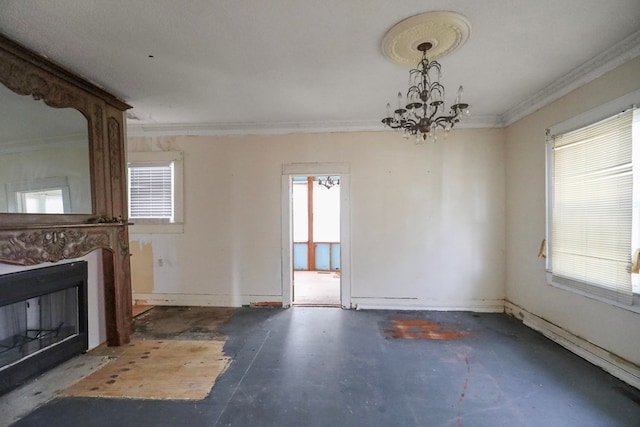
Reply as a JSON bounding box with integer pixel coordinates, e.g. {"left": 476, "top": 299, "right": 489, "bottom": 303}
{"left": 382, "top": 42, "right": 470, "bottom": 143}
{"left": 318, "top": 176, "right": 339, "bottom": 189}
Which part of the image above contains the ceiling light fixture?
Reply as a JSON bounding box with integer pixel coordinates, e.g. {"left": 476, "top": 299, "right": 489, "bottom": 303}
{"left": 382, "top": 41, "right": 470, "bottom": 144}
{"left": 380, "top": 11, "right": 472, "bottom": 144}
{"left": 318, "top": 176, "right": 339, "bottom": 189}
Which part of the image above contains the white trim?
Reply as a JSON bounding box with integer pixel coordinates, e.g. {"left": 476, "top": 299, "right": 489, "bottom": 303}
{"left": 129, "top": 223, "right": 184, "bottom": 234}
{"left": 281, "top": 175, "right": 293, "bottom": 308}
{"left": 546, "top": 272, "right": 640, "bottom": 314}
{"left": 548, "top": 88, "right": 640, "bottom": 135}
{"left": 128, "top": 150, "right": 183, "bottom": 164}
{"left": 352, "top": 298, "right": 504, "bottom": 312}
{"left": 127, "top": 151, "right": 184, "bottom": 229}
{"left": 282, "top": 162, "right": 350, "bottom": 176}
{"left": 503, "top": 29, "right": 640, "bottom": 126}
{"left": 133, "top": 292, "right": 283, "bottom": 307}
{"left": 339, "top": 174, "right": 351, "bottom": 308}
{"left": 126, "top": 115, "right": 501, "bottom": 137}
{"left": 505, "top": 301, "right": 640, "bottom": 390}
{"left": 281, "top": 162, "right": 352, "bottom": 309}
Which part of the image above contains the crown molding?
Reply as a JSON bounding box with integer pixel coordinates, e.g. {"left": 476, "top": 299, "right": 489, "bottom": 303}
{"left": 126, "top": 114, "right": 502, "bottom": 137}
{"left": 127, "top": 31, "right": 638, "bottom": 137}
{"left": 0, "top": 133, "right": 86, "bottom": 154}
{"left": 501, "top": 29, "right": 640, "bottom": 127}
{"left": 126, "top": 120, "right": 379, "bottom": 137}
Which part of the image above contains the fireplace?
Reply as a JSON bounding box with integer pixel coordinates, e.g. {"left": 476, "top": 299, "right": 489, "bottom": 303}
{"left": 0, "top": 262, "right": 88, "bottom": 395}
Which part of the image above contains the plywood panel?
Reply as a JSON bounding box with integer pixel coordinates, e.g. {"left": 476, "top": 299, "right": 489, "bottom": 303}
{"left": 63, "top": 339, "right": 229, "bottom": 400}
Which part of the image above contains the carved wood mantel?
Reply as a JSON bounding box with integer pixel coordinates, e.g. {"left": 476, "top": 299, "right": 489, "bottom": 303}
{"left": 0, "top": 34, "right": 133, "bottom": 346}
{"left": 0, "top": 223, "right": 133, "bottom": 345}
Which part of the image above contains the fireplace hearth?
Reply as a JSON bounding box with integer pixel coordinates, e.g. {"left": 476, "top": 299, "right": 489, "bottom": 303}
{"left": 0, "top": 262, "right": 88, "bottom": 395}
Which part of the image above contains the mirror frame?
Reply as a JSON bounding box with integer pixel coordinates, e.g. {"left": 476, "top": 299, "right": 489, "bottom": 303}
{"left": 0, "top": 33, "right": 131, "bottom": 225}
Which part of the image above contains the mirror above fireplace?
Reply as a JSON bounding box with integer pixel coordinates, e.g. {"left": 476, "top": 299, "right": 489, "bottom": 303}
{"left": 0, "top": 83, "right": 92, "bottom": 214}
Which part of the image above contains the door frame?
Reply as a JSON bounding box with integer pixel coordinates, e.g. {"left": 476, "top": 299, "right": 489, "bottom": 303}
{"left": 281, "top": 162, "right": 351, "bottom": 308}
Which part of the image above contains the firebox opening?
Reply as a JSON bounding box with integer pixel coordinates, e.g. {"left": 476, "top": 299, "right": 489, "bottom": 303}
{"left": 0, "top": 262, "right": 88, "bottom": 395}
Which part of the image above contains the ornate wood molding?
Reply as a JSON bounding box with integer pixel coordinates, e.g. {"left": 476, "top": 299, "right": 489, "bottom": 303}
{"left": 0, "top": 34, "right": 133, "bottom": 347}
{"left": 0, "top": 34, "right": 129, "bottom": 111}
{"left": 0, "top": 54, "right": 86, "bottom": 110}
{"left": 0, "top": 227, "right": 111, "bottom": 265}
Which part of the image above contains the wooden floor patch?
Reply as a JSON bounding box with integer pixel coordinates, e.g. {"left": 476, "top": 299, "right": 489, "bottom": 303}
{"left": 63, "top": 339, "right": 229, "bottom": 400}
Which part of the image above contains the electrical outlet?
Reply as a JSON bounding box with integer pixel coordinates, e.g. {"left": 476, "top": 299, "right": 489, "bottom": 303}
{"left": 158, "top": 257, "right": 163, "bottom": 267}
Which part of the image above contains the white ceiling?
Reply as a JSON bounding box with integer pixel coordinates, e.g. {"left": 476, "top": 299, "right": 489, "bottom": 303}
{"left": 1, "top": 0, "right": 639, "bottom": 136}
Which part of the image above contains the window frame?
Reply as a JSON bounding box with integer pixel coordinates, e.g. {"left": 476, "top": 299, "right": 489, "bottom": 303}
{"left": 127, "top": 151, "right": 184, "bottom": 234}
{"left": 545, "top": 89, "right": 640, "bottom": 312}
{"left": 7, "top": 176, "right": 71, "bottom": 213}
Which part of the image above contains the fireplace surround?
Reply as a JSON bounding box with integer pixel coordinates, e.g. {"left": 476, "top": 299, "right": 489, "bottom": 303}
{"left": 0, "top": 30, "right": 133, "bottom": 374}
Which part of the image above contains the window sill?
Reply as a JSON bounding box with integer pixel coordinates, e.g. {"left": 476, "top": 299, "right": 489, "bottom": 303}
{"left": 546, "top": 272, "right": 640, "bottom": 315}
{"left": 129, "top": 223, "right": 184, "bottom": 234}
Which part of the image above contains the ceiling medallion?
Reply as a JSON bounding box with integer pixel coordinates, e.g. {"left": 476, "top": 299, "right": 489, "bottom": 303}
{"left": 381, "top": 11, "right": 472, "bottom": 143}
{"left": 382, "top": 11, "right": 471, "bottom": 64}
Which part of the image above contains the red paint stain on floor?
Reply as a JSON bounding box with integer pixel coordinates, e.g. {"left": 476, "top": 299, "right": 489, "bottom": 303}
{"left": 383, "top": 319, "right": 470, "bottom": 340}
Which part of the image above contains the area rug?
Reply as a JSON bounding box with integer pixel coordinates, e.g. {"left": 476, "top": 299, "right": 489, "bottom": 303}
{"left": 63, "top": 339, "right": 229, "bottom": 400}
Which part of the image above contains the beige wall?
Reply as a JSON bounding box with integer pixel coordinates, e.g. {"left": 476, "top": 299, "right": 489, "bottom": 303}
{"left": 505, "top": 57, "right": 640, "bottom": 365}
{"left": 129, "top": 127, "right": 506, "bottom": 310}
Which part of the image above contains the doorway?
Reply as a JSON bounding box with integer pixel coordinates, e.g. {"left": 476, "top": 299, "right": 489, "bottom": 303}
{"left": 281, "top": 162, "right": 351, "bottom": 308}
{"left": 292, "top": 176, "right": 340, "bottom": 306}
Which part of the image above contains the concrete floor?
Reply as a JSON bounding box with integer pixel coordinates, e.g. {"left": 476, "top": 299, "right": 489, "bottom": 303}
{"left": 6, "top": 308, "right": 640, "bottom": 426}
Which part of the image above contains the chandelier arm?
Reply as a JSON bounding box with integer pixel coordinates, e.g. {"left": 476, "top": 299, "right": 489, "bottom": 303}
{"left": 427, "top": 108, "right": 442, "bottom": 122}
{"left": 424, "top": 60, "right": 441, "bottom": 75}
{"left": 434, "top": 115, "right": 460, "bottom": 127}
{"left": 407, "top": 86, "right": 421, "bottom": 97}
{"left": 429, "top": 81, "right": 445, "bottom": 95}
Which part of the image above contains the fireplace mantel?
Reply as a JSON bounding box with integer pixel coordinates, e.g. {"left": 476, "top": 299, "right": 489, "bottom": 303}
{"left": 0, "top": 222, "right": 127, "bottom": 265}
{"left": 0, "top": 35, "right": 133, "bottom": 346}
{"left": 0, "top": 223, "right": 133, "bottom": 346}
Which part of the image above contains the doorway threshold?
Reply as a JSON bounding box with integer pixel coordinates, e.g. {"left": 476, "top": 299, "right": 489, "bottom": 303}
{"left": 292, "top": 303, "right": 341, "bottom": 308}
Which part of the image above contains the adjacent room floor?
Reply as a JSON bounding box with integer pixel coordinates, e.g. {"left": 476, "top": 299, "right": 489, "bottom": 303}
{"left": 292, "top": 270, "right": 341, "bottom": 306}
{"left": 5, "top": 307, "right": 640, "bottom": 427}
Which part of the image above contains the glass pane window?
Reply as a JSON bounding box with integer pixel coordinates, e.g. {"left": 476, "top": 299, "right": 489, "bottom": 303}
{"left": 128, "top": 162, "right": 174, "bottom": 221}
{"left": 547, "top": 108, "right": 638, "bottom": 304}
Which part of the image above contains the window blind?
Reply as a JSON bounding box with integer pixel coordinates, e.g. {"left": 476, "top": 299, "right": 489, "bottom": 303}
{"left": 550, "top": 110, "right": 634, "bottom": 304}
{"left": 128, "top": 163, "right": 174, "bottom": 220}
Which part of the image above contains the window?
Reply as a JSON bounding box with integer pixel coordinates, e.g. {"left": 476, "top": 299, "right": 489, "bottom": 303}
{"left": 129, "top": 163, "right": 173, "bottom": 220}
{"left": 127, "top": 151, "right": 183, "bottom": 233}
{"left": 7, "top": 176, "right": 71, "bottom": 214}
{"left": 20, "top": 188, "right": 65, "bottom": 213}
{"left": 546, "top": 91, "right": 640, "bottom": 308}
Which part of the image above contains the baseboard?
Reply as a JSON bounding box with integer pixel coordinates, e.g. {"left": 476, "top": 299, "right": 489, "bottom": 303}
{"left": 352, "top": 297, "right": 505, "bottom": 312}
{"left": 133, "top": 292, "right": 283, "bottom": 308}
{"left": 505, "top": 301, "right": 640, "bottom": 390}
